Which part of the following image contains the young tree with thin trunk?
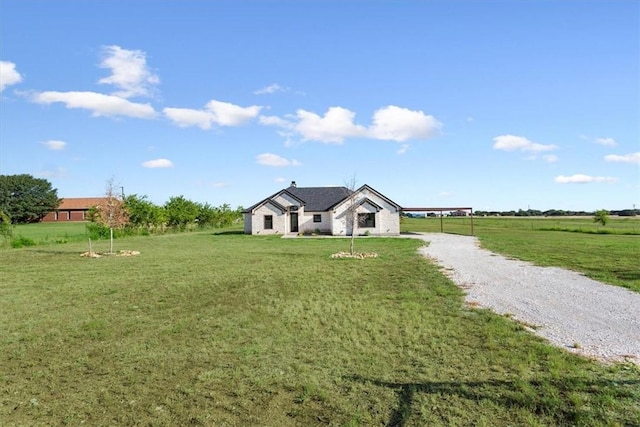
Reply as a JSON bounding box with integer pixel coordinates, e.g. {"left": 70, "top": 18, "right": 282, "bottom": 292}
{"left": 94, "top": 177, "right": 129, "bottom": 254}
{"left": 344, "top": 175, "right": 360, "bottom": 255}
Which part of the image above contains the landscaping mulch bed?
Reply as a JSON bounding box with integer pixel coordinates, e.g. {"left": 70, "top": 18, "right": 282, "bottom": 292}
{"left": 330, "top": 251, "right": 378, "bottom": 259}
{"left": 80, "top": 250, "right": 140, "bottom": 258}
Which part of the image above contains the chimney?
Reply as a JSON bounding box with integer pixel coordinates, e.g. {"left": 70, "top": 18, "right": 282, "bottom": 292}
{"left": 290, "top": 181, "right": 297, "bottom": 187}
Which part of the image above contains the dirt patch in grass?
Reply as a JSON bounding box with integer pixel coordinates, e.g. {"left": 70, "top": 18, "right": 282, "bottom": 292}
{"left": 80, "top": 250, "right": 140, "bottom": 258}
{"left": 330, "top": 251, "right": 378, "bottom": 259}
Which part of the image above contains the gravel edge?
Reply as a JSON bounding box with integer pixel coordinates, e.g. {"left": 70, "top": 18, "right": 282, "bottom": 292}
{"left": 407, "top": 232, "right": 640, "bottom": 366}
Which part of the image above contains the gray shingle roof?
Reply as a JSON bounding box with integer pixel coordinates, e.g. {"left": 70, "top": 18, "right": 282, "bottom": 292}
{"left": 286, "top": 185, "right": 352, "bottom": 211}
{"left": 244, "top": 183, "right": 401, "bottom": 214}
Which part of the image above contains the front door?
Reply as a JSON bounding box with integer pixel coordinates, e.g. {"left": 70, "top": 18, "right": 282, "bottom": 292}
{"left": 290, "top": 213, "right": 299, "bottom": 233}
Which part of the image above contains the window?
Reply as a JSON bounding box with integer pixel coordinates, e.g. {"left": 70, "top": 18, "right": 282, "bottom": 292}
{"left": 264, "top": 215, "right": 273, "bottom": 229}
{"left": 313, "top": 214, "right": 322, "bottom": 223}
{"left": 358, "top": 213, "right": 375, "bottom": 228}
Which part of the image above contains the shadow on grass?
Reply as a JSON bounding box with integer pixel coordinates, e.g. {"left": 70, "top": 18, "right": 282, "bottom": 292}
{"left": 210, "top": 230, "right": 245, "bottom": 236}
{"left": 615, "top": 270, "right": 640, "bottom": 281}
{"left": 346, "top": 375, "right": 640, "bottom": 426}
{"left": 539, "top": 227, "right": 640, "bottom": 236}
{"left": 27, "top": 248, "right": 83, "bottom": 255}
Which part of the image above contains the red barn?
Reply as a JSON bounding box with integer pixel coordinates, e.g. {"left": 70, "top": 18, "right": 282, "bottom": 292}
{"left": 42, "top": 198, "right": 108, "bottom": 222}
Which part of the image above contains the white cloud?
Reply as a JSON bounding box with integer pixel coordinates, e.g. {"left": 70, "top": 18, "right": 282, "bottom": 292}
{"left": 31, "top": 90, "right": 156, "bottom": 118}
{"left": 256, "top": 153, "right": 301, "bottom": 167}
{"left": 142, "top": 158, "right": 174, "bottom": 168}
{"left": 259, "top": 115, "right": 293, "bottom": 128}
{"left": 259, "top": 115, "right": 297, "bottom": 146}
{"left": 163, "top": 107, "right": 214, "bottom": 129}
{"left": 368, "top": 105, "right": 441, "bottom": 142}
{"left": 254, "top": 83, "right": 284, "bottom": 95}
{"left": 42, "top": 140, "right": 67, "bottom": 150}
{"left": 604, "top": 152, "right": 640, "bottom": 164}
{"left": 98, "top": 45, "right": 159, "bottom": 98}
{"left": 211, "top": 182, "right": 228, "bottom": 188}
{"left": 397, "top": 144, "right": 410, "bottom": 155}
{"left": 595, "top": 137, "right": 617, "bottom": 146}
{"left": 0, "top": 60, "right": 23, "bottom": 92}
{"left": 554, "top": 174, "right": 617, "bottom": 184}
{"left": 493, "top": 135, "right": 558, "bottom": 152}
{"left": 206, "top": 100, "right": 262, "bottom": 126}
{"left": 164, "top": 99, "right": 262, "bottom": 129}
{"left": 295, "top": 107, "right": 367, "bottom": 143}
{"left": 261, "top": 105, "right": 441, "bottom": 144}
{"left": 38, "top": 167, "right": 67, "bottom": 178}
{"left": 543, "top": 154, "right": 559, "bottom": 163}
{"left": 274, "top": 177, "right": 287, "bottom": 183}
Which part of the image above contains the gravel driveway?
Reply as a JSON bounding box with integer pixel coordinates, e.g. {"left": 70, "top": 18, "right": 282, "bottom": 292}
{"left": 409, "top": 232, "right": 640, "bottom": 365}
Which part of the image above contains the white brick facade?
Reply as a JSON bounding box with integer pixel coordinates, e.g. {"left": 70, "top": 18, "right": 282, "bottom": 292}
{"left": 244, "top": 183, "right": 401, "bottom": 236}
{"left": 331, "top": 190, "right": 401, "bottom": 236}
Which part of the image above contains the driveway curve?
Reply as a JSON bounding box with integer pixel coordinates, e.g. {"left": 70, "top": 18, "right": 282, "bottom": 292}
{"left": 407, "top": 232, "right": 640, "bottom": 365}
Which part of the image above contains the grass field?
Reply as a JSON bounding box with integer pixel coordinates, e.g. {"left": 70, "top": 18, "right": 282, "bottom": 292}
{"left": 9, "top": 221, "right": 90, "bottom": 245}
{"left": 6, "top": 217, "right": 640, "bottom": 292}
{"left": 400, "top": 215, "right": 640, "bottom": 236}
{"left": 401, "top": 216, "right": 640, "bottom": 293}
{"left": 1, "top": 228, "right": 639, "bottom": 426}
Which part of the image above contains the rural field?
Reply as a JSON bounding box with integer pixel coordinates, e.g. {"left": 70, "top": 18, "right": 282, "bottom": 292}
{"left": 402, "top": 216, "right": 640, "bottom": 293}
{"left": 1, "top": 218, "right": 639, "bottom": 425}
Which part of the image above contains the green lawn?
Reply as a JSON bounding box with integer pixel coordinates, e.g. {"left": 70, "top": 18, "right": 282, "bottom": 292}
{"left": 401, "top": 215, "right": 640, "bottom": 235}
{"left": 9, "top": 221, "right": 90, "bottom": 245}
{"left": 1, "top": 231, "right": 638, "bottom": 426}
{"left": 402, "top": 217, "right": 640, "bottom": 293}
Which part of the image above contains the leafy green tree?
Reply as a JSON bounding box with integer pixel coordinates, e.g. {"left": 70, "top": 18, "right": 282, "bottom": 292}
{"left": 223, "top": 204, "right": 241, "bottom": 227}
{"left": 150, "top": 205, "right": 167, "bottom": 230}
{"left": 593, "top": 209, "right": 609, "bottom": 226}
{"left": 164, "top": 196, "right": 199, "bottom": 230}
{"left": 0, "top": 174, "right": 61, "bottom": 223}
{"left": 198, "top": 203, "right": 242, "bottom": 228}
{"left": 196, "top": 202, "right": 217, "bottom": 228}
{"left": 0, "top": 211, "right": 13, "bottom": 242}
{"left": 125, "top": 194, "right": 166, "bottom": 232}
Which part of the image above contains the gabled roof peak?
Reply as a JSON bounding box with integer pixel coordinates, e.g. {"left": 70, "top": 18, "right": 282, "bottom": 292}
{"left": 245, "top": 183, "right": 402, "bottom": 213}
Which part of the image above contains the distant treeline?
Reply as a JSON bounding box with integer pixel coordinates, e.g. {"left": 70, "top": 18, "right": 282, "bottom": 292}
{"left": 473, "top": 209, "right": 639, "bottom": 217}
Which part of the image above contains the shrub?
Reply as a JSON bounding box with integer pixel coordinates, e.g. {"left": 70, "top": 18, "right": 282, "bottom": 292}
{"left": 11, "top": 236, "right": 36, "bottom": 248}
{"left": 593, "top": 209, "right": 609, "bottom": 226}
{"left": 0, "top": 211, "right": 12, "bottom": 241}
{"left": 86, "top": 223, "right": 111, "bottom": 240}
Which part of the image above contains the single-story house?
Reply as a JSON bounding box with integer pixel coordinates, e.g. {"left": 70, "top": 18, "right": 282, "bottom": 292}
{"left": 243, "top": 181, "right": 402, "bottom": 236}
{"left": 42, "top": 197, "right": 108, "bottom": 222}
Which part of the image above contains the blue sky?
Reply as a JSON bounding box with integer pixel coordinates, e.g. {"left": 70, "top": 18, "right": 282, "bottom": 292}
{"left": 1, "top": 1, "right": 638, "bottom": 212}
